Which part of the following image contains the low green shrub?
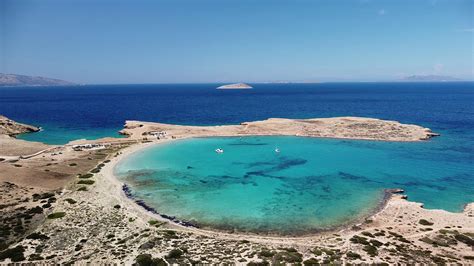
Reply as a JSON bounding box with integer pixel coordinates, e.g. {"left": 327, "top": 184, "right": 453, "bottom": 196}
{"left": 454, "top": 234, "right": 474, "bottom": 246}
{"left": 148, "top": 220, "right": 159, "bottom": 225}
{"left": 280, "top": 247, "right": 298, "bottom": 253}
{"left": 370, "top": 239, "right": 384, "bottom": 247}
{"left": 363, "top": 245, "right": 377, "bottom": 256}
{"left": 303, "top": 258, "right": 319, "bottom": 265}
{"left": 135, "top": 254, "right": 166, "bottom": 266}
{"left": 258, "top": 249, "right": 275, "bottom": 258}
{"left": 346, "top": 251, "right": 361, "bottom": 259}
{"left": 79, "top": 173, "right": 93, "bottom": 179}
{"left": 32, "top": 192, "right": 55, "bottom": 201}
{"left": 47, "top": 212, "right": 66, "bottom": 219}
{"left": 65, "top": 198, "right": 77, "bottom": 204}
{"left": 28, "top": 253, "right": 44, "bottom": 261}
{"left": 162, "top": 230, "right": 178, "bottom": 239}
{"left": 312, "top": 248, "right": 323, "bottom": 256}
{"left": 350, "top": 235, "right": 369, "bottom": 245}
{"left": 90, "top": 168, "right": 101, "bottom": 173}
{"left": 78, "top": 180, "right": 95, "bottom": 185}
{"left": 419, "top": 219, "right": 434, "bottom": 226}
{"left": 27, "top": 206, "right": 43, "bottom": 214}
{"left": 0, "top": 245, "right": 25, "bottom": 262}
{"left": 273, "top": 250, "right": 303, "bottom": 263}
{"left": 26, "top": 232, "right": 49, "bottom": 240}
{"left": 361, "top": 231, "right": 374, "bottom": 238}
{"left": 165, "top": 249, "right": 183, "bottom": 259}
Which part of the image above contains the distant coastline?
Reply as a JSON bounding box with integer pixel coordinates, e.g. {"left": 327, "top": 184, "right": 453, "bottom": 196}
{"left": 0, "top": 73, "right": 76, "bottom": 87}
{"left": 400, "top": 75, "right": 461, "bottom": 82}
{"left": 2, "top": 78, "right": 473, "bottom": 88}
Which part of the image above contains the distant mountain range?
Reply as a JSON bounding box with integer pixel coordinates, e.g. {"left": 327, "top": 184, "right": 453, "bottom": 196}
{"left": 0, "top": 73, "right": 76, "bottom": 87}
{"left": 401, "top": 75, "right": 461, "bottom": 82}
{"left": 0, "top": 73, "right": 467, "bottom": 86}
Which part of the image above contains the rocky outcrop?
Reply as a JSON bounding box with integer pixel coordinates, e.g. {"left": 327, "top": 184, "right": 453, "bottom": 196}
{"left": 0, "top": 115, "right": 40, "bottom": 137}
{"left": 217, "top": 83, "right": 253, "bottom": 89}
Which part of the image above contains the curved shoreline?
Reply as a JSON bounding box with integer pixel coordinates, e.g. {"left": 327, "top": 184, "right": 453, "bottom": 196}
{"left": 110, "top": 139, "right": 371, "bottom": 237}
{"left": 106, "top": 138, "right": 470, "bottom": 239}
{"left": 120, "top": 181, "right": 404, "bottom": 237}
{"left": 4, "top": 115, "right": 474, "bottom": 264}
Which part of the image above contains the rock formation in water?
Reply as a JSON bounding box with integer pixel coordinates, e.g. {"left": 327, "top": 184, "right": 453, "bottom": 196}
{"left": 216, "top": 83, "right": 253, "bottom": 89}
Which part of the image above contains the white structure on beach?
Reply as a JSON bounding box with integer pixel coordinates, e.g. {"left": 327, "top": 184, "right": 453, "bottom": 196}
{"left": 148, "top": 131, "right": 168, "bottom": 139}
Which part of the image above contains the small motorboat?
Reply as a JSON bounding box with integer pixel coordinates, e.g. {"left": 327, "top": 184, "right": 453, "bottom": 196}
{"left": 215, "top": 148, "right": 224, "bottom": 154}
{"left": 274, "top": 147, "right": 280, "bottom": 153}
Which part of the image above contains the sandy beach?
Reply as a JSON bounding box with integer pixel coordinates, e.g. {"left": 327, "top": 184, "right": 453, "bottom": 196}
{"left": 1, "top": 116, "right": 473, "bottom": 264}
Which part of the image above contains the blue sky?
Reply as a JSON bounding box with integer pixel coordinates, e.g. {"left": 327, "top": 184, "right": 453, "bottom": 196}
{"left": 0, "top": 0, "right": 472, "bottom": 83}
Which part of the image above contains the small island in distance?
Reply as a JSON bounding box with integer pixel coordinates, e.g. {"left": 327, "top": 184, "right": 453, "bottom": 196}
{"left": 216, "top": 83, "right": 253, "bottom": 89}
{"left": 0, "top": 73, "right": 76, "bottom": 87}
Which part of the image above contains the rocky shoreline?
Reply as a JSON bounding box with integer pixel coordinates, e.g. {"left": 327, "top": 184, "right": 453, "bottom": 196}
{"left": 0, "top": 115, "right": 40, "bottom": 136}
{"left": 122, "top": 184, "right": 199, "bottom": 228}
{"left": 120, "top": 176, "right": 412, "bottom": 237}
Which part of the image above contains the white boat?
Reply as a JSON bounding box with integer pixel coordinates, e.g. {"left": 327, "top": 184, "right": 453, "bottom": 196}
{"left": 215, "top": 148, "right": 224, "bottom": 154}
{"left": 275, "top": 147, "right": 280, "bottom": 153}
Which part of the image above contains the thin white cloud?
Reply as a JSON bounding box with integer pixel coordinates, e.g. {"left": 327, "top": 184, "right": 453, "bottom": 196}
{"left": 459, "top": 28, "right": 474, "bottom": 32}
{"left": 378, "top": 9, "right": 386, "bottom": 16}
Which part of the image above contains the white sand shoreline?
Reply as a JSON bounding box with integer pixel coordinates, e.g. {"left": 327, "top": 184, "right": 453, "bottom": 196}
{"left": 104, "top": 138, "right": 472, "bottom": 239}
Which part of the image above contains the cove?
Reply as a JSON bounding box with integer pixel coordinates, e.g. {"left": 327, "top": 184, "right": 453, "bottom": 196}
{"left": 114, "top": 136, "right": 474, "bottom": 234}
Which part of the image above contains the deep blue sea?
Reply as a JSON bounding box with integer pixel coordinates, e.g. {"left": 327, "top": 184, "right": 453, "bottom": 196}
{"left": 1, "top": 82, "right": 473, "bottom": 232}
{"left": 1, "top": 82, "right": 473, "bottom": 145}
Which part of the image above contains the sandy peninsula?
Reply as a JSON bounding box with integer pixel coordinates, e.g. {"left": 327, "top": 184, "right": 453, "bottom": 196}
{"left": 1, "top": 115, "right": 473, "bottom": 265}
{"left": 120, "top": 116, "right": 439, "bottom": 142}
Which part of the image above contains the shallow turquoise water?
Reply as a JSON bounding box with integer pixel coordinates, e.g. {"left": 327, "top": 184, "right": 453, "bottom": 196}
{"left": 115, "top": 136, "right": 474, "bottom": 234}
{"left": 18, "top": 125, "right": 124, "bottom": 145}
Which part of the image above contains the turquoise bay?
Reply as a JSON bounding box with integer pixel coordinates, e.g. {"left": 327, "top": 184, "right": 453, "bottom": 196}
{"left": 115, "top": 136, "right": 474, "bottom": 234}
